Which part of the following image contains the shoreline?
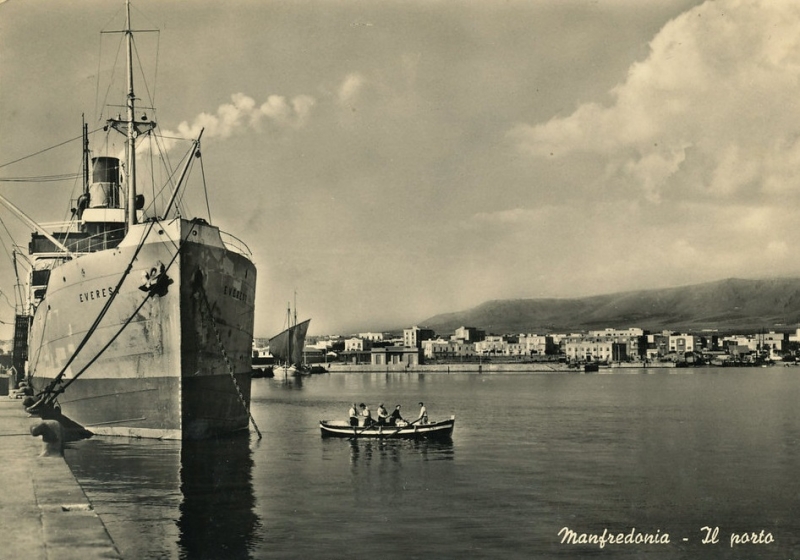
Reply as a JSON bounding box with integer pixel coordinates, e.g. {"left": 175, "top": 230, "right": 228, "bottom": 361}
{"left": 322, "top": 362, "right": 681, "bottom": 373}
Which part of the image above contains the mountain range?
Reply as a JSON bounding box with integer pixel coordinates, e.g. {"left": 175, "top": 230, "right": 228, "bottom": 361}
{"left": 419, "top": 278, "right": 800, "bottom": 335}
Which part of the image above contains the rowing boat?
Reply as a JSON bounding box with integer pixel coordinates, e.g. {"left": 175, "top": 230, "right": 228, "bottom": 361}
{"left": 320, "top": 416, "right": 455, "bottom": 440}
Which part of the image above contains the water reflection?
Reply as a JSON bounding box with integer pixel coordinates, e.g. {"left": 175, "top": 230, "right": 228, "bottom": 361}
{"left": 178, "top": 435, "right": 262, "bottom": 559}
{"left": 344, "top": 438, "right": 455, "bottom": 465}
{"left": 274, "top": 374, "right": 304, "bottom": 389}
{"left": 66, "top": 435, "right": 262, "bottom": 559}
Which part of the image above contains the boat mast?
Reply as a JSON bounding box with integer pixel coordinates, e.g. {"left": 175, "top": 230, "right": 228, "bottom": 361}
{"left": 287, "top": 302, "right": 292, "bottom": 367}
{"left": 124, "top": 0, "right": 137, "bottom": 228}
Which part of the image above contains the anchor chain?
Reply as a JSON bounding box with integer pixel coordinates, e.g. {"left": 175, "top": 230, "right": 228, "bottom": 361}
{"left": 196, "top": 279, "right": 262, "bottom": 439}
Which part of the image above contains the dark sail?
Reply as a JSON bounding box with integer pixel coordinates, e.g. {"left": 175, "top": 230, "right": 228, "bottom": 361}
{"left": 268, "top": 319, "right": 311, "bottom": 366}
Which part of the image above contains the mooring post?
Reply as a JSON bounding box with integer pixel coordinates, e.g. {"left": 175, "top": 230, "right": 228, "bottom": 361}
{"left": 30, "top": 420, "right": 64, "bottom": 457}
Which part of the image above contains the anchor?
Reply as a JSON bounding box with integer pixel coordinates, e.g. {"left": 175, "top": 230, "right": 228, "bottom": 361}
{"left": 139, "top": 261, "right": 173, "bottom": 296}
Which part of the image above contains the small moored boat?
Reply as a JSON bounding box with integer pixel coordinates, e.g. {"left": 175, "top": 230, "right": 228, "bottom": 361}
{"left": 320, "top": 416, "right": 455, "bottom": 440}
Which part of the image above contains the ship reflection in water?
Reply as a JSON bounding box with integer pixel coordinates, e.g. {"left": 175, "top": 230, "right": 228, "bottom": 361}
{"left": 65, "top": 435, "right": 261, "bottom": 559}
{"left": 179, "top": 437, "right": 262, "bottom": 557}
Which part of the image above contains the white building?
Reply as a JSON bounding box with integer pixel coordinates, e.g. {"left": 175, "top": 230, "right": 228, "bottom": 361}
{"left": 518, "top": 334, "right": 555, "bottom": 355}
{"left": 564, "top": 336, "right": 615, "bottom": 362}
{"left": 345, "top": 337, "right": 372, "bottom": 352}
{"left": 403, "top": 326, "right": 435, "bottom": 349}
{"left": 358, "top": 332, "right": 384, "bottom": 342}
{"left": 668, "top": 334, "right": 701, "bottom": 354}
{"left": 422, "top": 339, "right": 476, "bottom": 359}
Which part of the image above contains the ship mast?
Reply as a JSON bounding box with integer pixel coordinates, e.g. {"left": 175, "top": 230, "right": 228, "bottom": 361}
{"left": 82, "top": 117, "right": 89, "bottom": 195}
{"left": 124, "top": 0, "right": 137, "bottom": 227}
{"left": 105, "top": 0, "right": 156, "bottom": 230}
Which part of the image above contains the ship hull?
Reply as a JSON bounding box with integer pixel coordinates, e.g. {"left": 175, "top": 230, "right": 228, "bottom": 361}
{"left": 28, "top": 219, "right": 256, "bottom": 440}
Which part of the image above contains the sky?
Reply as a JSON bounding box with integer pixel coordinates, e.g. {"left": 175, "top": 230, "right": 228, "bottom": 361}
{"left": 2, "top": 0, "right": 800, "bottom": 338}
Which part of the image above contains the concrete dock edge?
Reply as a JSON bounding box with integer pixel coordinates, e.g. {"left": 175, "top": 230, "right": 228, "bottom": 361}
{"left": 0, "top": 399, "right": 120, "bottom": 560}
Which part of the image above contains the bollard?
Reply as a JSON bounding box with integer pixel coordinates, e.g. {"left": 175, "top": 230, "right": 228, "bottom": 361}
{"left": 30, "top": 420, "right": 65, "bottom": 457}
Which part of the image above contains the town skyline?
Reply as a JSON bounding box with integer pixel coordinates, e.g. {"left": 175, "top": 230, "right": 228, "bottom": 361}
{"left": 4, "top": 0, "right": 800, "bottom": 338}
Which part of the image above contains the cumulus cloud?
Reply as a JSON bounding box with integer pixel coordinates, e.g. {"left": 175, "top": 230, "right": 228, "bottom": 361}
{"left": 155, "top": 72, "right": 370, "bottom": 154}
{"left": 509, "top": 0, "right": 800, "bottom": 203}
{"left": 162, "top": 92, "right": 317, "bottom": 146}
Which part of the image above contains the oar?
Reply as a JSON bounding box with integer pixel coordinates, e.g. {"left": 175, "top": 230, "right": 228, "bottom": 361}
{"left": 348, "top": 420, "right": 379, "bottom": 440}
{"left": 349, "top": 417, "right": 410, "bottom": 439}
{"left": 382, "top": 418, "right": 420, "bottom": 438}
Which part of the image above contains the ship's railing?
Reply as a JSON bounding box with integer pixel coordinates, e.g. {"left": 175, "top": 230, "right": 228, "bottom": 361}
{"left": 39, "top": 221, "right": 79, "bottom": 231}
{"left": 30, "top": 228, "right": 124, "bottom": 255}
{"left": 220, "top": 231, "right": 253, "bottom": 259}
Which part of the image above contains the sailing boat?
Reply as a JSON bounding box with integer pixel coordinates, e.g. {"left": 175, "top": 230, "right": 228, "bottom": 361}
{"left": 269, "top": 301, "right": 311, "bottom": 376}
{"left": 6, "top": 1, "right": 258, "bottom": 440}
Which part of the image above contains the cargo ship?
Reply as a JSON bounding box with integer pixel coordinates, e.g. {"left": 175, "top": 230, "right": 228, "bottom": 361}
{"left": 11, "top": 1, "right": 258, "bottom": 439}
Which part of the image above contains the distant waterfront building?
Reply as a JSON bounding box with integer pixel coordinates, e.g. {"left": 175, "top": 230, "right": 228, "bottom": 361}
{"left": 504, "top": 342, "right": 522, "bottom": 356}
{"left": 345, "top": 337, "right": 372, "bottom": 352}
{"left": 452, "top": 326, "right": 486, "bottom": 343}
{"left": 358, "top": 332, "right": 384, "bottom": 342}
{"left": 403, "top": 326, "right": 435, "bottom": 349}
{"left": 669, "top": 334, "right": 702, "bottom": 355}
{"left": 564, "top": 336, "right": 615, "bottom": 362}
{"left": 518, "top": 334, "right": 556, "bottom": 356}
{"left": 252, "top": 340, "right": 271, "bottom": 360}
{"left": 758, "top": 331, "right": 786, "bottom": 354}
{"left": 721, "top": 335, "right": 751, "bottom": 351}
{"left": 721, "top": 332, "right": 786, "bottom": 359}
{"left": 476, "top": 335, "right": 507, "bottom": 355}
{"left": 701, "top": 334, "right": 720, "bottom": 351}
{"left": 309, "top": 339, "right": 335, "bottom": 351}
{"left": 563, "top": 330, "right": 645, "bottom": 362}
{"left": 422, "top": 339, "right": 476, "bottom": 360}
{"left": 422, "top": 339, "right": 450, "bottom": 360}
{"left": 371, "top": 346, "right": 421, "bottom": 366}
{"left": 646, "top": 333, "right": 670, "bottom": 359}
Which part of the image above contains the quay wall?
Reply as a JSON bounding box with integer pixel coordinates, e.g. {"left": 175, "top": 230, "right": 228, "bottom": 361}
{"left": 0, "top": 399, "right": 121, "bottom": 558}
{"left": 325, "top": 362, "right": 677, "bottom": 373}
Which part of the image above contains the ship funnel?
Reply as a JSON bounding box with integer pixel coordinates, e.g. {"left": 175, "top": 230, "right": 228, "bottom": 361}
{"left": 89, "top": 157, "right": 121, "bottom": 208}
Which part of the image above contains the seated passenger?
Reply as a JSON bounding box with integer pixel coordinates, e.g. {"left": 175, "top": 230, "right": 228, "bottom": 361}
{"left": 348, "top": 403, "right": 358, "bottom": 427}
{"left": 359, "top": 403, "right": 374, "bottom": 426}
{"left": 389, "top": 404, "right": 404, "bottom": 426}
{"left": 376, "top": 403, "right": 389, "bottom": 425}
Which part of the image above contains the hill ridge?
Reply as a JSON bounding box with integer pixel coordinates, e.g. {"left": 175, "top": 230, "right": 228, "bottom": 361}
{"left": 419, "top": 277, "right": 800, "bottom": 334}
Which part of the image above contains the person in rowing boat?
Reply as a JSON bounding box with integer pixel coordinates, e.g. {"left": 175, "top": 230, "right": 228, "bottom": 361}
{"left": 388, "top": 404, "right": 404, "bottom": 426}
{"left": 376, "top": 403, "right": 389, "bottom": 425}
{"left": 348, "top": 403, "right": 359, "bottom": 427}
{"left": 359, "top": 403, "right": 375, "bottom": 426}
{"left": 417, "top": 402, "right": 428, "bottom": 424}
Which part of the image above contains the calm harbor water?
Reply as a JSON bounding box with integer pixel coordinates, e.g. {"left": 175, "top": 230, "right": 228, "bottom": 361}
{"left": 65, "top": 368, "right": 800, "bottom": 559}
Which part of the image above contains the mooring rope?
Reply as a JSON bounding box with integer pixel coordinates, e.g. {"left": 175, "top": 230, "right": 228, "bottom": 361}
{"left": 33, "top": 219, "right": 191, "bottom": 408}
{"left": 33, "top": 219, "right": 159, "bottom": 402}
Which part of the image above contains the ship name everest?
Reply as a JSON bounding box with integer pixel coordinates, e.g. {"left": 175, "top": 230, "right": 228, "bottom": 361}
{"left": 78, "top": 287, "right": 116, "bottom": 303}
{"left": 223, "top": 285, "right": 249, "bottom": 303}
